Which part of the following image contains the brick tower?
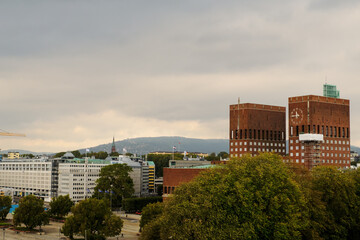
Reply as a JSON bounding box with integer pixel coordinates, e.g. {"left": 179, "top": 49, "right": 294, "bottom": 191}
{"left": 229, "top": 100, "right": 286, "bottom": 158}
{"left": 288, "top": 95, "right": 350, "bottom": 168}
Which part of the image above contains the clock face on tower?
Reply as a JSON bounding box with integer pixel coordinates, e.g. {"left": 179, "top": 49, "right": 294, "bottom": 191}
{"left": 290, "top": 108, "right": 303, "bottom": 125}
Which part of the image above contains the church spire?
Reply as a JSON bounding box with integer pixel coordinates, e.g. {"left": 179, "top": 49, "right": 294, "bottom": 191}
{"left": 111, "top": 136, "right": 116, "bottom": 153}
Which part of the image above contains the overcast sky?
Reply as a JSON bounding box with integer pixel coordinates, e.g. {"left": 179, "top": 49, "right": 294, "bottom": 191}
{"left": 1, "top": 0, "right": 360, "bottom": 152}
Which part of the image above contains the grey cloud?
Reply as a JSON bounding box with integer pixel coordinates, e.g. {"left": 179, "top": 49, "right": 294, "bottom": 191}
{"left": 0, "top": 1, "right": 360, "bottom": 151}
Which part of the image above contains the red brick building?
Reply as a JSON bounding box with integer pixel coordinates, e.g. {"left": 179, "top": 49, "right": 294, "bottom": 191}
{"left": 162, "top": 167, "right": 208, "bottom": 199}
{"left": 289, "top": 95, "right": 350, "bottom": 168}
{"left": 229, "top": 102, "right": 286, "bottom": 158}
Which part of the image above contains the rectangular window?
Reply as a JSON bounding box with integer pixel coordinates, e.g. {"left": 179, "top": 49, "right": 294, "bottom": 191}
{"left": 313, "top": 125, "right": 316, "bottom": 133}
{"left": 296, "top": 126, "right": 299, "bottom": 136}
{"left": 302, "top": 125, "right": 305, "bottom": 133}
{"left": 245, "top": 129, "right": 247, "bottom": 139}
{"left": 334, "top": 127, "right": 337, "bottom": 137}
{"left": 330, "top": 126, "right": 333, "bottom": 137}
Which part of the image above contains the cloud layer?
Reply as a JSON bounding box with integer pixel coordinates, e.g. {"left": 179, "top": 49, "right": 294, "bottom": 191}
{"left": 1, "top": 1, "right": 360, "bottom": 152}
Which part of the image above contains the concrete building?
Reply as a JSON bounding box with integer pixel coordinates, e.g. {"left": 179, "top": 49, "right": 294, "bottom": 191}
{"left": 289, "top": 95, "right": 350, "bottom": 168}
{"left": 8, "top": 152, "right": 20, "bottom": 159}
{"left": 0, "top": 158, "right": 53, "bottom": 202}
{"left": 117, "top": 155, "right": 143, "bottom": 197}
{"left": 351, "top": 151, "right": 359, "bottom": 163}
{"left": 58, "top": 158, "right": 109, "bottom": 202}
{"left": 148, "top": 161, "right": 155, "bottom": 193}
{"left": 169, "top": 159, "right": 211, "bottom": 168}
{"left": 229, "top": 101, "right": 286, "bottom": 158}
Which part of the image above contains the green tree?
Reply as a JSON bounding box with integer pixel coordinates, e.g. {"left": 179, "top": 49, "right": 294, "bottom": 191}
{"left": 0, "top": 196, "right": 11, "bottom": 220}
{"left": 96, "top": 151, "right": 108, "bottom": 159}
{"left": 71, "top": 150, "right": 81, "bottom": 158}
{"left": 147, "top": 154, "right": 183, "bottom": 178}
{"left": 62, "top": 198, "right": 123, "bottom": 240}
{"left": 140, "top": 202, "right": 164, "bottom": 229}
{"left": 13, "top": 195, "right": 49, "bottom": 230}
{"left": 110, "top": 151, "right": 119, "bottom": 157}
{"left": 142, "top": 153, "right": 307, "bottom": 240}
{"left": 217, "top": 151, "right": 229, "bottom": 159}
{"left": 310, "top": 166, "right": 360, "bottom": 239}
{"left": 291, "top": 166, "right": 329, "bottom": 240}
{"left": 93, "top": 164, "right": 134, "bottom": 208}
{"left": 53, "top": 152, "right": 66, "bottom": 158}
{"left": 21, "top": 154, "right": 34, "bottom": 159}
{"left": 49, "top": 195, "right": 74, "bottom": 218}
{"left": 205, "top": 152, "right": 220, "bottom": 161}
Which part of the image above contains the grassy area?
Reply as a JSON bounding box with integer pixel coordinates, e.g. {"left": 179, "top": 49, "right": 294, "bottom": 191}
{"left": 0, "top": 220, "right": 12, "bottom": 226}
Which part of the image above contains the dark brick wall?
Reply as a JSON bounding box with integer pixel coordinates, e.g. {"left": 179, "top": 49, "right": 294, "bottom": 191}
{"left": 289, "top": 95, "right": 350, "bottom": 168}
{"left": 229, "top": 103, "right": 286, "bottom": 157}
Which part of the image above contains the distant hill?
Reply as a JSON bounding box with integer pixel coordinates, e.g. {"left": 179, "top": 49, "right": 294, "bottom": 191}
{"left": 3, "top": 136, "right": 360, "bottom": 156}
{"left": 78, "top": 136, "right": 229, "bottom": 156}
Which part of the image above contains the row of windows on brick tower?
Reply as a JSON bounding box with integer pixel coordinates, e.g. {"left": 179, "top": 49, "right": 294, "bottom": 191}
{"left": 290, "top": 125, "right": 349, "bottom": 138}
{"left": 230, "top": 129, "right": 285, "bottom": 141}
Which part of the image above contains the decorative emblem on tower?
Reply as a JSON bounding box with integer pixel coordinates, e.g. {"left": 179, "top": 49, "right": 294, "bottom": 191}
{"left": 290, "top": 108, "right": 303, "bottom": 125}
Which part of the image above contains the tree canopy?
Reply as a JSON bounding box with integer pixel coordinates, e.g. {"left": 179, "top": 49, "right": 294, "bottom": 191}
{"left": 93, "top": 163, "right": 134, "bottom": 208}
{"left": 142, "top": 153, "right": 307, "bottom": 240}
{"left": 13, "top": 195, "right": 49, "bottom": 230}
{"left": 49, "top": 194, "right": 74, "bottom": 218}
{"left": 0, "top": 196, "right": 11, "bottom": 220}
{"left": 141, "top": 154, "right": 360, "bottom": 240}
{"left": 62, "top": 198, "right": 123, "bottom": 240}
{"left": 147, "top": 154, "right": 183, "bottom": 178}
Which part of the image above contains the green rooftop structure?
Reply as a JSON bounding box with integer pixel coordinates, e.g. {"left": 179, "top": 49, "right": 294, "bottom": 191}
{"left": 323, "top": 84, "right": 340, "bottom": 98}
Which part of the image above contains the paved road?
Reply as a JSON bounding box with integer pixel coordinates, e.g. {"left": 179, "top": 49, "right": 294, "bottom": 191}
{"left": 1, "top": 213, "right": 140, "bottom": 240}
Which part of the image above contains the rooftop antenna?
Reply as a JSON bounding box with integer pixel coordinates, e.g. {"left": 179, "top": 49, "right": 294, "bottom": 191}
{"left": 237, "top": 97, "right": 240, "bottom": 135}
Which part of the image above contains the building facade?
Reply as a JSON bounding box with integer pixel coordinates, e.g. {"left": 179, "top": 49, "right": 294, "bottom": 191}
{"left": 289, "top": 95, "right": 350, "bottom": 168}
{"left": 229, "top": 102, "right": 286, "bottom": 158}
{"left": 58, "top": 159, "right": 107, "bottom": 202}
{"left": 0, "top": 159, "right": 53, "bottom": 202}
{"left": 162, "top": 167, "right": 207, "bottom": 199}
{"left": 148, "top": 161, "right": 155, "bottom": 192}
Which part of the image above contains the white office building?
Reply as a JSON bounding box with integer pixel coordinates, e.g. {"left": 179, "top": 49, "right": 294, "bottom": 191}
{"left": 58, "top": 159, "right": 107, "bottom": 202}
{"left": 0, "top": 158, "right": 53, "bottom": 202}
